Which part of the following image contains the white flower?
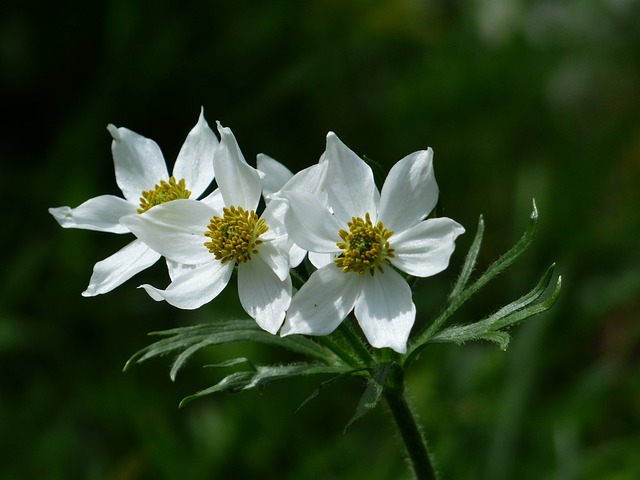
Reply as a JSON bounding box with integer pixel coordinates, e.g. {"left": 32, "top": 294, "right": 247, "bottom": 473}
{"left": 49, "top": 109, "right": 218, "bottom": 296}
{"left": 280, "top": 132, "right": 465, "bottom": 353}
{"left": 121, "top": 123, "right": 292, "bottom": 334}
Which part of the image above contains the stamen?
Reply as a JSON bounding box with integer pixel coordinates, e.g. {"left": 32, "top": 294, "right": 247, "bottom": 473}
{"left": 138, "top": 176, "right": 191, "bottom": 213}
{"left": 335, "top": 213, "right": 395, "bottom": 276}
{"left": 204, "top": 206, "right": 269, "bottom": 264}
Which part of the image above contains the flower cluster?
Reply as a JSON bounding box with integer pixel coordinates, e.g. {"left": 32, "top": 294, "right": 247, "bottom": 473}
{"left": 50, "top": 110, "right": 464, "bottom": 353}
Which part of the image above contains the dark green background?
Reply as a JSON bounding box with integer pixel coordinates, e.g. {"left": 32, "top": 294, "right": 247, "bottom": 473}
{"left": 2, "top": 1, "right": 639, "bottom": 478}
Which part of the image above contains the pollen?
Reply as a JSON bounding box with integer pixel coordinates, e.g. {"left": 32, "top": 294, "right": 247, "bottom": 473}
{"left": 204, "top": 206, "right": 268, "bottom": 264}
{"left": 335, "top": 213, "right": 395, "bottom": 276}
{"left": 138, "top": 176, "right": 191, "bottom": 213}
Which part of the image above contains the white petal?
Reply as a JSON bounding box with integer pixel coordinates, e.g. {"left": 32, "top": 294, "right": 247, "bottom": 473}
{"left": 354, "top": 268, "right": 415, "bottom": 354}
{"left": 140, "top": 261, "right": 234, "bottom": 309}
{"left": 282, "top": 191, "right": 342, "bottom": 253}
{"left": 256, "top": 153, "right": 293, "bottom": 202}
{"left": 49, "top": 195, "right": 136, "bottom": 233}
{"left": 82, "top": 239, "right": 161, "bottom": 296}
{"left": 323, "top": 132, "right": 378, "bottom": 223}
{"left": 120, "top": 199, "right": 213, "bottom": 265}
{"left": 288, "top": 243, "right": 307, "bottom": 268}
{"left": 108, "top": 124, "right": 169, "bottom": 203}
{"left": 281, "top": 265, "right": 361, "bottom": 336}
{"left": 172, "top": 108, "right": 218, "bottom": 198}
{"left": 257, "top": 240, "right": 290, "bottom": 282}
{"left": 391, "top": 217, "right": 465, "bottom": 277}
{"left": 166, "top": 259, "right": 198, "bottom": 281}
{"left": 259, "top": 195, "right": 318, "bottom": 268}
{"left": 279, "top": 161, "right": 329, "bottom": 198}
{"left": 308, "top": 251, "right": 338, "bottom": 269}
{"left": 238, "top": 257, "right": 292, "bottom": 334}
{"left": 379, "top": 148, "right": 438, "bottom": 232}
{"left": 260, "top": 199, "right": 288, "bottom": 241}
{"left": 199, "top": 188, "right": 225, "bottom": 212}
{"left": 262, "top": 162, "right": 330, "bottom": 245}
{"left": 214, "top": 123, "right": 261, "bottom": 210}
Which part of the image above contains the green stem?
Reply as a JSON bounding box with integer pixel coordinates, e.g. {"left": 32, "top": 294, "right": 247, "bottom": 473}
{"left": 314, "top": 318, "right": 374, "bottom": 369}
{"left": 338, "top": 320, "right": 374, "bottom": 366}
{"left": 316, "top": 335, "right": 360, "bottom": 368}
{"left": 384, "top": 372, "right": 438, "bottom": 480}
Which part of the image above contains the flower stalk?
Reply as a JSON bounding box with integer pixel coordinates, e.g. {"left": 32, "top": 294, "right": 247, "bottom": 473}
{"left": 384, "top": 365, "right": 438, "bottom": 480}
{"left": 337, "top": 319, "right": 375, "bottom": 366}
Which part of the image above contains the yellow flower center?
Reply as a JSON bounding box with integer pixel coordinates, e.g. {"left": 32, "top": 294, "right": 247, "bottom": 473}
{"left": 204, "top": 206, "right": 268, "bottom": 264}
{"left": 335, "top": 213, "right": 395, "bottom": 276}
{"left": 137, "top": 176, "right": 191, "bottom": 213}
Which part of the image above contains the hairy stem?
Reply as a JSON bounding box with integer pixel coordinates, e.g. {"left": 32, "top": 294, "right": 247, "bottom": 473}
{"left": 385, "top": 369, "right": 438, "bottom": 480}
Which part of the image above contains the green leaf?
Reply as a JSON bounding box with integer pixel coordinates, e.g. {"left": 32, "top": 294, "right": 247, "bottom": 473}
{"left": 344, "top": 362, "right": 391, "bottom": 432}
{"left": 296, "top": 368, "right": 368, "bottom": 413}
{"left": 429, "top": 266, "right": 562, "bottom": 350}
{"left": 123, "top": 319, "right": 340, "bottom": 380}
{"left": 406, "top": 200, "right": 541, "bottom": 364}
{"left": 206, "top": 357, "right": 256, "bottom": 370}
{"left": 475, "top": 331, "right": 511, "bottom": 350}
{"left": 449, "top": 214, "right": 484, "bottom": 300}
{"left": 179, "top": 363, "right": 350, "bottom": 407}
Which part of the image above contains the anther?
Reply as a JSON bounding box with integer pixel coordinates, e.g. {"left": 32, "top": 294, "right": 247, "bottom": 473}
{"left": 335, "top": 213, "right": 394, "bottom": 275}
{"left": 138, "top": 177, "right": 191, "bottom": 213}
{"left": 204, "top": 206, "right": 268, "bottom": 264}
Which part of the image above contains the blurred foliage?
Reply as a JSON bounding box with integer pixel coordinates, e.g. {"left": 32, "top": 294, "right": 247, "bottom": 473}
{"left": 1, "top": 0, "right": 639, "bottom": 478}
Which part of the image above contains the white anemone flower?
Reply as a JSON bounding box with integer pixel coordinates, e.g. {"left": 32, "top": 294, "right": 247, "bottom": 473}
{"left": 280, "top": 132, "right": 465, "bottom": 353}
{"left": 121, "top": 124, "right": 292, "bottom": 334}
{"left": 49, "top": 109, "right": 218, "bottom": 296}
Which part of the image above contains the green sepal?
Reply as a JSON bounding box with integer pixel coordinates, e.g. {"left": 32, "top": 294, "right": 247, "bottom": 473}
{"left": 123, "top": 319, "right": 340, "bottom": 381}
{"left": 179, "top": 363, "right": 350, "bottom": 407}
